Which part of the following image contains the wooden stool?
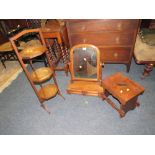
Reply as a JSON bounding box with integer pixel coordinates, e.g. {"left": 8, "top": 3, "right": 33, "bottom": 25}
{"left": 102, "top": 72, "right": 145, "bottom": 117}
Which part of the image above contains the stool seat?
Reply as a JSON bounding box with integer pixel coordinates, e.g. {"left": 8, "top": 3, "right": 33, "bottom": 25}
{"left": 38, "top": 84, "right": 58, "bottom": 100}
{"left": 134, "top": 35, "right": 155, "bottom": 62}
{"left": 31, "top": 67, "right": 53, "bottom": 83}
{"left": 20, "top": 45, "right": 47, "bottom": 59}
{"left": 102, "top": 72, "right": 144, "bottom": 105}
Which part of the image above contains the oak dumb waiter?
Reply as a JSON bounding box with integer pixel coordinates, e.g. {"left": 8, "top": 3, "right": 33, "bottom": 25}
{"left": 66, "top": 19, "right": 140, "bottom": 72}
{"left": 10, "top": 28, "right": 64, "bottom": 114}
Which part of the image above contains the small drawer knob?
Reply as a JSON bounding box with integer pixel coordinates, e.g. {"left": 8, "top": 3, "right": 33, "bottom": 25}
{"left": 83, "top": 39, "right": 87, "bottom": 43}
{"left": 114, "top": 52, "right": 118, "bottom": 58}
{"left": 81, "top": 26, "right": 86, "bottom": 30}
{"left": 117, "top": 23, "right": 122, "bottom": 29}
{"left": 115, "top": 37, "right": 120, "bottom": 43}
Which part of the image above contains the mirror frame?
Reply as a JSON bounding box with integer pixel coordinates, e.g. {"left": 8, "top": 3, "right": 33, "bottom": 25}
{"left": 70, "top": 44, "right": 101, "bottom": 82}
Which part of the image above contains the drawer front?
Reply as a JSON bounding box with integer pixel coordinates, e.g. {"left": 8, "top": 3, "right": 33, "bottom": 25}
{"left": 99, "top": 48, "right": 131, "bottom": 62}
{"left": 71, "top": 32, "right": 135, "bottom": 46}
{"left": 68, "top": 19, "right": 139, "bottom": 33}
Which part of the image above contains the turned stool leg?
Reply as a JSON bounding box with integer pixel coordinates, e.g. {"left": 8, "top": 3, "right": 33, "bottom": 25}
{"left": 141, "top": 63, "right": 154, "bottom": 79}
{"left": 102, "top": 93, "right": 125, "bottom": 118}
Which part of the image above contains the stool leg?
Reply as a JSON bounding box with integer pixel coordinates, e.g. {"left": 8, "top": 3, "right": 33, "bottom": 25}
{"left": 103, "top": 94, "right": 125, "bottom": 118}
{"left": 107, "top": 98, "right": 125, "bottom": 118}
{"left": 135, "top": 101, "right": 140, "bottom": 107}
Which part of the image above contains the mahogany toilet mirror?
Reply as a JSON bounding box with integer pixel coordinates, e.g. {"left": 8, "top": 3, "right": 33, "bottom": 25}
{"left": 66, "top": 44, "right": 104, "bottom": 98}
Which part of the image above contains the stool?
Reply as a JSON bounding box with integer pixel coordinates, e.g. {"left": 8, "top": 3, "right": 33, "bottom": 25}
{"left": 102, "top": 72, "right": 145, "bottom": 117}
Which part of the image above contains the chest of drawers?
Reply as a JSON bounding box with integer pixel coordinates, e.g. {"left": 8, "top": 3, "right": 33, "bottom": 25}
{"left": 66, "top": 19, "right": 140, "bottom": 72}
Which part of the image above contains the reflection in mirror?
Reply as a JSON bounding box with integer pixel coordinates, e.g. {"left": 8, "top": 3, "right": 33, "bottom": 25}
{"left": 73, "top": 46, "right": 97, "bottom": 79}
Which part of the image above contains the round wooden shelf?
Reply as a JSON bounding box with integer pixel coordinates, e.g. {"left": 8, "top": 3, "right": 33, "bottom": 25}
{"left": 38, "top": 84, "right": 58, "bottom": 100}
{"left": 20, "top": 45, "right": 47, "bottom": 59}
{"left": 31, "top": 67, "right": 53, "bottom": 83}
{"left": 0, "top": 41, "right": 13, "bottom": 52}
{"left": 0, "top": 41, "right": 25, "bottom": 52}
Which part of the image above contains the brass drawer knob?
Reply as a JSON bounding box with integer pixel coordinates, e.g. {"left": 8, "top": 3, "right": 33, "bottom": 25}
{"left": 81, "top": 26, "right": 86, "bottom": 30}
{"left": 83, "top": 39, "right": 87, "bottom": 43}
{"left": 115, "top": 37, "right": 120, "bottom": 43}
{"left": 117, "top": 23, "right": 122, "bottom": 29}
{"left": 114, "top": 52, "right": 118, "bottom": 57}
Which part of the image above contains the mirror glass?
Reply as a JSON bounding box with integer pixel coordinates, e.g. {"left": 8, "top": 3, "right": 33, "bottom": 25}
{"left": 73, "top": 46, "right": 97, "bottom": 79}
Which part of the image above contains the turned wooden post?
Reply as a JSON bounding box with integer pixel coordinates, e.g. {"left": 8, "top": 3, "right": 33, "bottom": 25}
{"left": 142, "top": 63, "right": 154, "bottom": 78}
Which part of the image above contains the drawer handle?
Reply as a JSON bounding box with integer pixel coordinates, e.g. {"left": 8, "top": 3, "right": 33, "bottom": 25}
{"left": 115, "top": 37, "right": 120, "bottom": 43}
{"left": 81, "top": 26, "right": 86, "bottom": 30}
{"left": 83, "top": 39, "right": 87, "bottom": 43}
{"left": 117, "top": 23, "right": 122, "bottom": 29}
{"left": 114, "top": 52, "right": 118, "bottom": 58}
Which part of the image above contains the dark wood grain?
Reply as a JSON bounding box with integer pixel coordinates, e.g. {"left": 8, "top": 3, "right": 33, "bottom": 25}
{"left": 66, "top": 19, "right": 140, "bottom": 72}
{"left": 102, "top": 72, "right": 145, "bottom": 117}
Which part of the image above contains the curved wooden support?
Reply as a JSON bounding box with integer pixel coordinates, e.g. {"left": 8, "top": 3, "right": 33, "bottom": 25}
{"left": 102, "top": 94, "right": 125, "bottom": 118}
